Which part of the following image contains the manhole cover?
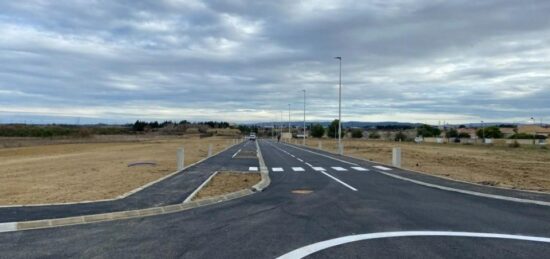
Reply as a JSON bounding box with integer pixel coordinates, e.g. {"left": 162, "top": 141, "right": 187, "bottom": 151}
{"left": 291, "top": 189, "right": 313, "bottom": 195}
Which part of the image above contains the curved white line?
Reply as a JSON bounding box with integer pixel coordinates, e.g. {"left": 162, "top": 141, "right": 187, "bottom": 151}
{"left": 277, "top": 231, "right": 550, "bottom": 259}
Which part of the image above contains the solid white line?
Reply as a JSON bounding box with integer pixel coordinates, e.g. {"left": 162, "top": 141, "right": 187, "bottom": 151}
{"left": 318, "top": 170, "right": 357, "bottom": 191}
{"left": 277, "top": 231, "right": 550, "bottom": 259}
{"left": 331, "top": 167, "right": 347, "bottom": 171}
{"left": 0, "top": 222, "right": 17, "bottom": 233}
{"left": 292, "top": 167, "right": 305, "bottom": 172}
{"left": 249, "top": 167, "right": 259, "bottom": 171}
{"left": 312, "top": 167, "right": 325, "bottom": 171}
{"left": 232, "top": 149, "right": 242, "bottom": 158}
{"left": 272, "top": 167, "right": 284, "bottom": 172}
{"left": 376, "top": 170, "right": 550, "bottom": 206}
{"left": 282, "top": 143, "right": 358, "bottom": 166}
{"left": 373, "top": 165, "right": 392, "bottom": 171}
{"left": 351, "top": 167, "right": 369, "bottom": 171}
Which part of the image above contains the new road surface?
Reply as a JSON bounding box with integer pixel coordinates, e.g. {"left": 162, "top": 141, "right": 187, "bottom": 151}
{"left": 0, "top": 139, "right": 549, "bottom": 258}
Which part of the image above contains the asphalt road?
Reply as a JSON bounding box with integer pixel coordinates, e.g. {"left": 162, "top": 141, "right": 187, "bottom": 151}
{"left": 0, "top": 139, "right": 549, "bottom": 258}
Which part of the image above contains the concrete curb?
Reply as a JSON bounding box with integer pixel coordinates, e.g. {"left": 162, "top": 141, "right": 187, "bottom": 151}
{"left": 252, "top": 140, "right": 270, "bottom": 192}
{"left": 0, "top": 141, "right": 240, "bottom": 208}
{"left": 1, "top": 186, "right": 256, "bottom": 233}
{"left": 183, "top": 171, "right": 219, "bottom": 203}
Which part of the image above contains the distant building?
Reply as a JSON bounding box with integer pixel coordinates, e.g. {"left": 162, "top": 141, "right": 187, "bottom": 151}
{"left": 499, "top": 127, "right": 516, "bottom": 138}
{"left": 518, "top": 125, "right": 550, "bottom": 137}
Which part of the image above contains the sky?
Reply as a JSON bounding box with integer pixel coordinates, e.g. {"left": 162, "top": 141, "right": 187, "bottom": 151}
{"left": 0, "top": 0, "right": 549, "bottom": 125}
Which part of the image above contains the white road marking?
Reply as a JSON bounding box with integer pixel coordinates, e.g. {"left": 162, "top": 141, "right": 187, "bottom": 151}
{"left": 375, "top": 170, "right": 550, "bottom": 206}
{"left": 297, "top": 158, "right": 304, "bottom": 162}
{"left": 318, "top": 170, "right": 357, "bottom": 191}
{"left": 272, "top": 167, "right": 284, "bottom": 172}
{"left": 305, "top": 162, "right": 312, "bottom": 167}
{"left": 277, "top": 231, "right": 550, "bottom": 259}
{"left": 351, "top": 167, "right": 369, "bottom": 171}
{"left": 331, "top": 167, "right": 347, "bottom": 171}
{"left": 249, "top": 167, "right": 258, "bottom": 171}
{"left": 290, "top": 155, "right": 296, "bottom": 158}
{"left": 231, "top": 149, "right": 242, "bottom": 158}
{"left": 312, "top": 167, "right": 325, "bottom": 171}
{"left": 0, "top": 222, "right": 17, "bottom": 233}
{"left": 373, "top": 165, "right": 392, "bottom": 171}
{"left": 282, "top": 143, "right": 358, "bottom": 166}
{"left": 292, "top": 167, "right": 305, "bottom": 172}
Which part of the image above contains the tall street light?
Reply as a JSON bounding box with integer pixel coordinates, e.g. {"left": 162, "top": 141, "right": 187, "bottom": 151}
{"left": 481, "top": 120, "right": 485, "bottom": 144}
{"left": 302, "top": 89, "right": 306, "bottom": 145}
{"left": 335, "top": 56, "right": 343, "bottom": 155}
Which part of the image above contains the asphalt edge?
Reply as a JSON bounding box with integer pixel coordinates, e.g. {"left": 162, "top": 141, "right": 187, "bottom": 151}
{"left": 0, "top": 139, "right": 241, "bottom": 208}
{"left": 183, "top": 171, "right": 220, "bottom": 203}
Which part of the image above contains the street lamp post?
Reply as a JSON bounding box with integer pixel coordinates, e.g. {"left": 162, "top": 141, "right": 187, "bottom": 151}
{"left": 302, "top": 89, "right": 306, "bottom": 145}
{"left": 481, "top": 120, "right": 485, "bottom": 144}
{"left": 288, "top": 104, "right": 291, "bottom": 134}
{"left": 335, "top": 56, "right": 343, "bottom": 155}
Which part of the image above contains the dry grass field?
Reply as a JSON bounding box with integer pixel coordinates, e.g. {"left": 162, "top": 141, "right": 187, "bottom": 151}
{"left": 0, "top": 136, "right": 234, "bottom": 205}
{"left": 192, "top": 172, "right": 261, "bottom": 201}
{"left": 304, "top": 139, "right": 550, "bottom": 192}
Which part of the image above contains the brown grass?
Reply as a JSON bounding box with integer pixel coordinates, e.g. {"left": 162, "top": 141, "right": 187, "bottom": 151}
{"left": 0, "top": 136, "right": 233, "bottom": 205}
{"left": 192, "top": 172, "right": 260, "bottom": 201}
{"left": 305, "top": 139, "right": 550, "bottom": 192}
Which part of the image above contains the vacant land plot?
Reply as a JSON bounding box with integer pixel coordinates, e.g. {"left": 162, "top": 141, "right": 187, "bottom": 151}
{"left": 0, "top": 136, "right": 233, "bottom": 205}
{"left": 305, "top": 139, "right": 550, "bottom": 192}
{"left": 192, "top": 172, "right": 261, "bottom": 201}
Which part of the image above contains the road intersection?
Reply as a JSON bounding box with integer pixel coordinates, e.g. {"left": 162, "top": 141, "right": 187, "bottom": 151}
{"left": 0, "top": 139, "right": 549, "bottom": 258}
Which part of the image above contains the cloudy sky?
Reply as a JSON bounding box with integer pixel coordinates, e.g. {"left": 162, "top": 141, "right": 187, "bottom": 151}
{"left": 1, "top": 0, "right": 549, "bottom": 124}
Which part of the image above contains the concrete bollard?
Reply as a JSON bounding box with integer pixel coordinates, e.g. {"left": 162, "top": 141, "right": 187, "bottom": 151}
{"left": 177, "top": 147, "right": 185, "bottom": 170}
{"left": 392, "top": 147, "right": 401, "bottom": 168}
{"left": 208, "top": 144, "right": 213, "bottom": 157}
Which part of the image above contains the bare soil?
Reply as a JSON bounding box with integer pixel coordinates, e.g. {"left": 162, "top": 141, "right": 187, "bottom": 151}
{"left": 193, "top": 172, "right": 260, "bottom": 201}
{"left": 0, "top": 136, "right": 233, "bottom": 205}
{"left": 305, "top": 139, "right": 550, "bottom": 192}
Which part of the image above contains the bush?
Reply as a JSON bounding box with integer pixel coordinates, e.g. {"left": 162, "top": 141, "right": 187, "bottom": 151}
{"left": 508, "top": 141, "right": 520, "bottom": 148}
{"left": 446, "top": 128, "right": 458, "bottom": 138}
{"left": 310, "top": 124, "right": 325, "bottom": 138}
{"left": 327, "top": 119, "right": 344, "bottom": 138}
{"left": 509, "top": 133, "right": 534, "bottom": 139}
{"left": 458, "top": 132, "right": 471, "bottom": 138}
{"left": 394, "top": 131, "right": 407, "bottom": 141}
{"left": 368, "top": 131, "right": 381, "bottom": 139}
{"left": 351, "top": 129, "right": 363, "bottom": 138}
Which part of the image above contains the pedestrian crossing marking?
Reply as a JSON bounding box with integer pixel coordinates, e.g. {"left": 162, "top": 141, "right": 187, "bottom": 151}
{"left": 351, "top": 167, "right": 369, "bottom": 171}
{"left": 292, "top": 167, "right": 305, "bottom": 172}
{"left": 373, "top": 166, "right": 392, "bottom": 171}
{"left": 249, "top": 167, "right": 259, "bottom": 171}
{"left": 272, "top": 167, "right": 284, "bottom": 172}
{"left": 332, "top": 167, "right": 347, "bottom": 171}
{"left": 312, "top": 167, "right": 325, "bottom": 171}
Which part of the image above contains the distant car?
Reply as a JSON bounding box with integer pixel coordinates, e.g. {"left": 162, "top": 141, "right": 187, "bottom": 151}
{"left": 249, "top": 133, "right": 256, "bottom": 141}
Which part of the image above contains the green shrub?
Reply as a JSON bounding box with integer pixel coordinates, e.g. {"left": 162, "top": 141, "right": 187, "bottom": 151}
{"left": 368, "top": 131, "right": 381, "bottom": 139}
{"left": 351, "top": 129, "right": 363, "bottom": 138}
{"left": 310, "top": 124, "right": 325, "bottom": 138}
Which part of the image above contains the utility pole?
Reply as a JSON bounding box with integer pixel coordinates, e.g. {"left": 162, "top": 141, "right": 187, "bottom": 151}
{"left": 288, "top": 104, "right": 291, "bottom": 134}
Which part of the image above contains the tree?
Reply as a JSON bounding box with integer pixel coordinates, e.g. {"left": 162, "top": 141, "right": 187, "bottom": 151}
{"left": 446, "top": 128, "right": 458, "bottom": 138}
{"left": 327, "top": 119, "right": 344, "bottom": 138}
{"left": 310, "top": 124, "right": 325, "bottom": 138}
{"left": 368, "top": 131, "right": 381, "bottom": 139}
{"left": 416, "top": 124, "right": 441, "bottom": 137}
{"left": 351, "top": 129, "right": 363, "bottom": 138}
{"left": 458, "top": 132, "right": 471, "bottom": 138}
{"left": 476, "top": 126, "right": 503, "bottom": 139}
{"left": 394, "top": 131, "right": 407, "bottom": 141}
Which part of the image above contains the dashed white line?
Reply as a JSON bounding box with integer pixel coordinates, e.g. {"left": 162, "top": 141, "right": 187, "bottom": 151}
{"left": 297, "top": 158, "right": 304, "bottom": 162}
{"left": 331, "top": 167, "right": 347, "bottom": 171}
{"left": 312, "top": 167, "right": 325, "bottom": 171}
{"left": 305, "top": 162, "right": 312, "bottom": 167}
{"left": 351, "top": 167, "right": 369, "bottom": 171}
{"left": 318, "top": 171, "right": 357, "bottom": 191}
{"left": 0, "top": 222, "right": 17, "bottom": 233}
{"left": 373, "top": 165, "right": 392, "bottom": 171}
{"left": 249, "top": 167, "right": 259, "bottom": 171}
{"left": 277, "top": 231, "right": 550, "bottom": 259}
{"left": 231, "top": 149, "right": 242, "bottom": 158}
{"left": 292, "top": 167, "right": 305, "bottom": 172}
{"left": 272, "top": 167, "right": 284, "bottom": 172}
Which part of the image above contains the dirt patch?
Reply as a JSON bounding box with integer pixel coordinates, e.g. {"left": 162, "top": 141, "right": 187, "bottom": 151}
{"left": 0, "top": 136, "right": 232, "bottom": 205}
{"left": 193, "top": 172, "right": 261, "bottom": 201}
{"left": 306, "top": 139, "right": 550, "bottom": 192}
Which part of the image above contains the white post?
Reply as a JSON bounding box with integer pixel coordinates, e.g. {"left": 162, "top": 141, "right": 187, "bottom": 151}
{"left": 392, "top": 147, "right": 401, "bottom": 168}
{"left": 318, "top": 141, "right": 322, "bottom": 150}
{"left": 208, "top": 143, "right": 212, "bottom": 157}
{"left": 177, "top": 147, "right": 185, "bottom": 170}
